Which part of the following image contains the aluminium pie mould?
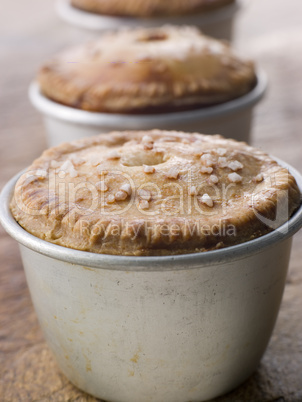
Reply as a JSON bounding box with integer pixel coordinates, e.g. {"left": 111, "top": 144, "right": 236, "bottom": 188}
{"left": 0, "top": 159, "right": 302, "bottom": 401}
{"left": 55, "top": 0, "right": 243, "bottom": 41}
{"left": 29, "top": 69, "right": 267, "bottom": 147}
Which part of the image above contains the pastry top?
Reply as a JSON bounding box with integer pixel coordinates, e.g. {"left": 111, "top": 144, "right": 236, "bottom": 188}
{"left": 38, "top": 25, "right": 256, "bottom": 113}
{"left": 10, "top": 130, "right": 301, "bottom": 256}
{"left": 71, "top": 0, "right": 235, "bottom": 17}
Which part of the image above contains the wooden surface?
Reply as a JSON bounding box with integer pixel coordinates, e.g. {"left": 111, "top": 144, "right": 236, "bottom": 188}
{"left": 1, "top": 0, "right": 302, "bottom": 400}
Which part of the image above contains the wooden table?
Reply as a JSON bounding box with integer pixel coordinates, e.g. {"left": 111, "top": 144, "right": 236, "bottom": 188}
{"left": 1, "top": 0, "right": 302, "bottom": 400}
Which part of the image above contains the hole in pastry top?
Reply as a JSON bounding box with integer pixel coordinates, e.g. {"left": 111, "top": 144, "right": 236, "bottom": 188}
{"left": 121, "top": 150, "right": 166, "bottom": 167}
{"left": 136, "top": 31, "right": 168, "bottom": 42}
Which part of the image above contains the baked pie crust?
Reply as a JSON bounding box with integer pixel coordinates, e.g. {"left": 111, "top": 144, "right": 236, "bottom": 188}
{"left": 38, "top": 26, "right": 256, "bottom": 114}
{"left": 70, "top": 0, "right": 235, "bottom": 17}
{"left": 11, "top": 130, "right": 301, "bottom": 256}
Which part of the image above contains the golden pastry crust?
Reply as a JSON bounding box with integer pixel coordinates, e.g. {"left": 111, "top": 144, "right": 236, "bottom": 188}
{"left": 71, "top": 0, "right": 235, "bottom": 17}
{"left": 10, "top": 130, "right": 301, "bottom": 256}
{"left": 38, "top": 26, "right": 256, "bottom": 113}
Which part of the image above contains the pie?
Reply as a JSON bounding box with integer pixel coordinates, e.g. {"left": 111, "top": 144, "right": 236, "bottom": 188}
{"left": 70, "top": 0, "right": 236, "bottom": 17}
{"left": 10, "top": 130, "right": 301, "bottom": 256}
{"left": 38, "top": 25, "right": 256, "bottom": 114}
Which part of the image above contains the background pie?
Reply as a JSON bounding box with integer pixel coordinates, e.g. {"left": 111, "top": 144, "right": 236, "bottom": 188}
{"left": 38, "top": 26, "right": 256, "bottom": 114}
